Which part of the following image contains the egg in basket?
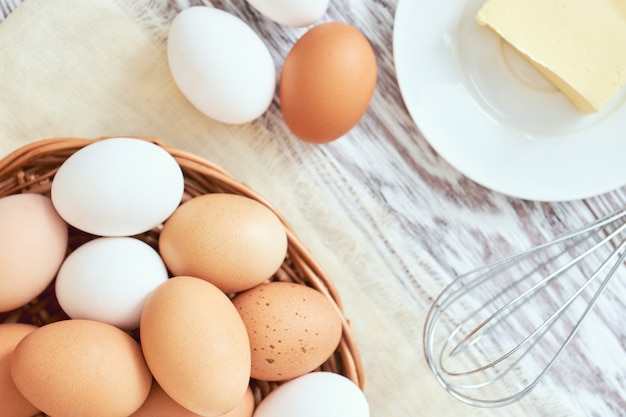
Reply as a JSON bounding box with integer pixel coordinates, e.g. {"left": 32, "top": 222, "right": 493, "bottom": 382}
{"left": 0, "top": 137, "right": 366, "bottom": 417}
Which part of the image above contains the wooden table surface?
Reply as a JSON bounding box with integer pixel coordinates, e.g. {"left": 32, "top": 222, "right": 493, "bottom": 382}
{"left": 1, "top": 0, "right": 625, "bottom": 416}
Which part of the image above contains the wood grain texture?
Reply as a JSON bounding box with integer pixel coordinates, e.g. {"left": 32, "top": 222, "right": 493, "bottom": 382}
{"left": 1, "top": 0, "right": 625, "bottom": 416}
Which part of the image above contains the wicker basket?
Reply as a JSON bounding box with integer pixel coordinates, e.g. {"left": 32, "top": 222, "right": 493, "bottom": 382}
{"left": 0, "top": 136, "right": 364, "bottom": 410}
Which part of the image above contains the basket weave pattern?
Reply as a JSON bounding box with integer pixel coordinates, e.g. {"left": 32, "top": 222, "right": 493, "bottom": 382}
{"left": 0, "top": 137, "right": 364, "bottom": 408}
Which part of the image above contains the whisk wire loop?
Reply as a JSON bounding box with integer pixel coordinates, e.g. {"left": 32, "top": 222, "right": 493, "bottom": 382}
{"left": 424, "top": 210, "right": 626, "bottom": 407}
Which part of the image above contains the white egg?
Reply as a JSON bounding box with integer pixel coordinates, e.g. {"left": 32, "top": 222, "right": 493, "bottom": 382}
{"left": 51, "top": 138, "right": 184, "bottom": 237}
{"left": 253, "top": 372, "right": 370, "bottom": 417}
{"left": 247, "top": 0, "right": 329, "bottom": 27}
{"left": 167, "top": 6, "right": 276, "bottom": 124}
{"left": 55, "top": 237, "right": 169, "bottom": 330}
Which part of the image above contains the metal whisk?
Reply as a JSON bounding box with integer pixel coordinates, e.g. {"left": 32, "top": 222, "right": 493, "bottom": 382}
{"left": 423, "top": 209, "right": 626, "bottom": 407}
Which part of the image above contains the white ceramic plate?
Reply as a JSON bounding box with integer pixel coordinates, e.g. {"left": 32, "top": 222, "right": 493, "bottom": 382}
{"left": 393, "top": 0, "right": 626, "bottom": 202}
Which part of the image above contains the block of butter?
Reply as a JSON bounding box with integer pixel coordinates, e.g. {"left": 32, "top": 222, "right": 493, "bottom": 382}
{"left": 476, "top": 0, "right": 626, "bottom": 114}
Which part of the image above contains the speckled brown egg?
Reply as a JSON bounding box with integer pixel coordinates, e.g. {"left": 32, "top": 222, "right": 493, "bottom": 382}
{"left": 279, "top": 22, "right": 377, "bottom": 143}
{"left": 130, "top": 382, "right": 255, "bottom": 417}
{"left": 0, "top": 323, "right": 39, "bottom": 417}
{"left": 140, "top": 276, "right": 251, "bottom": 417}
{"left": 10, "top": 319, "right": 152, "bottom": 417}
{"left": 232, "top": 281, "right": 343, "bottom": 381}
{"left": 159, "top": 194, "right": 288, "bottom": 294}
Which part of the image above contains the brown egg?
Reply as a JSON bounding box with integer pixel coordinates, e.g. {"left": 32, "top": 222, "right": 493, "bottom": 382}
{"left": 130, "top": 382, "right": 255, "bottom": 417}
{"left": 159, "top": 193, "right": 288, "bottom": 294}
{"left": 10, "top": 319, "right": 152, "bottom": 417}
{"left": 232, "top": 282, "right": 343, "bottom": 381}
{"left": 279, "top": 22, "right": 377, "bottom": 143}
{"left": 0, "top": 323, "right": 39, "bottom": 417}
{"left": 140, "top": 276, "right": 251, "bottom": 417}
{"left": 0, "top": 194, "right": 68, "bottom": 312}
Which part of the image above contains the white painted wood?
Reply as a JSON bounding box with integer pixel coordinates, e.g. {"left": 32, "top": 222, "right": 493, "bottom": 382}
{"left": 1, "top": 0, "right": 624, "bottom": 415}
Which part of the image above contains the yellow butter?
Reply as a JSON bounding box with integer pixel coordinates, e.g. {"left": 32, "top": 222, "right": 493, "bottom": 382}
{"left": 476, "top": 0, "right": 626, "bottom": 114}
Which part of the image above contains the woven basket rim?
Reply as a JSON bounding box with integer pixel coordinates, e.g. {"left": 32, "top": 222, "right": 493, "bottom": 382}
{"left": 0, "top": 136, "right": 365, "bottom": 396}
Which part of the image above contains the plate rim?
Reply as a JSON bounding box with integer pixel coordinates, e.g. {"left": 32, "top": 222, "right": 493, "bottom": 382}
{"left": 392, "top": 0, "right": 626, "bottom": 202}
